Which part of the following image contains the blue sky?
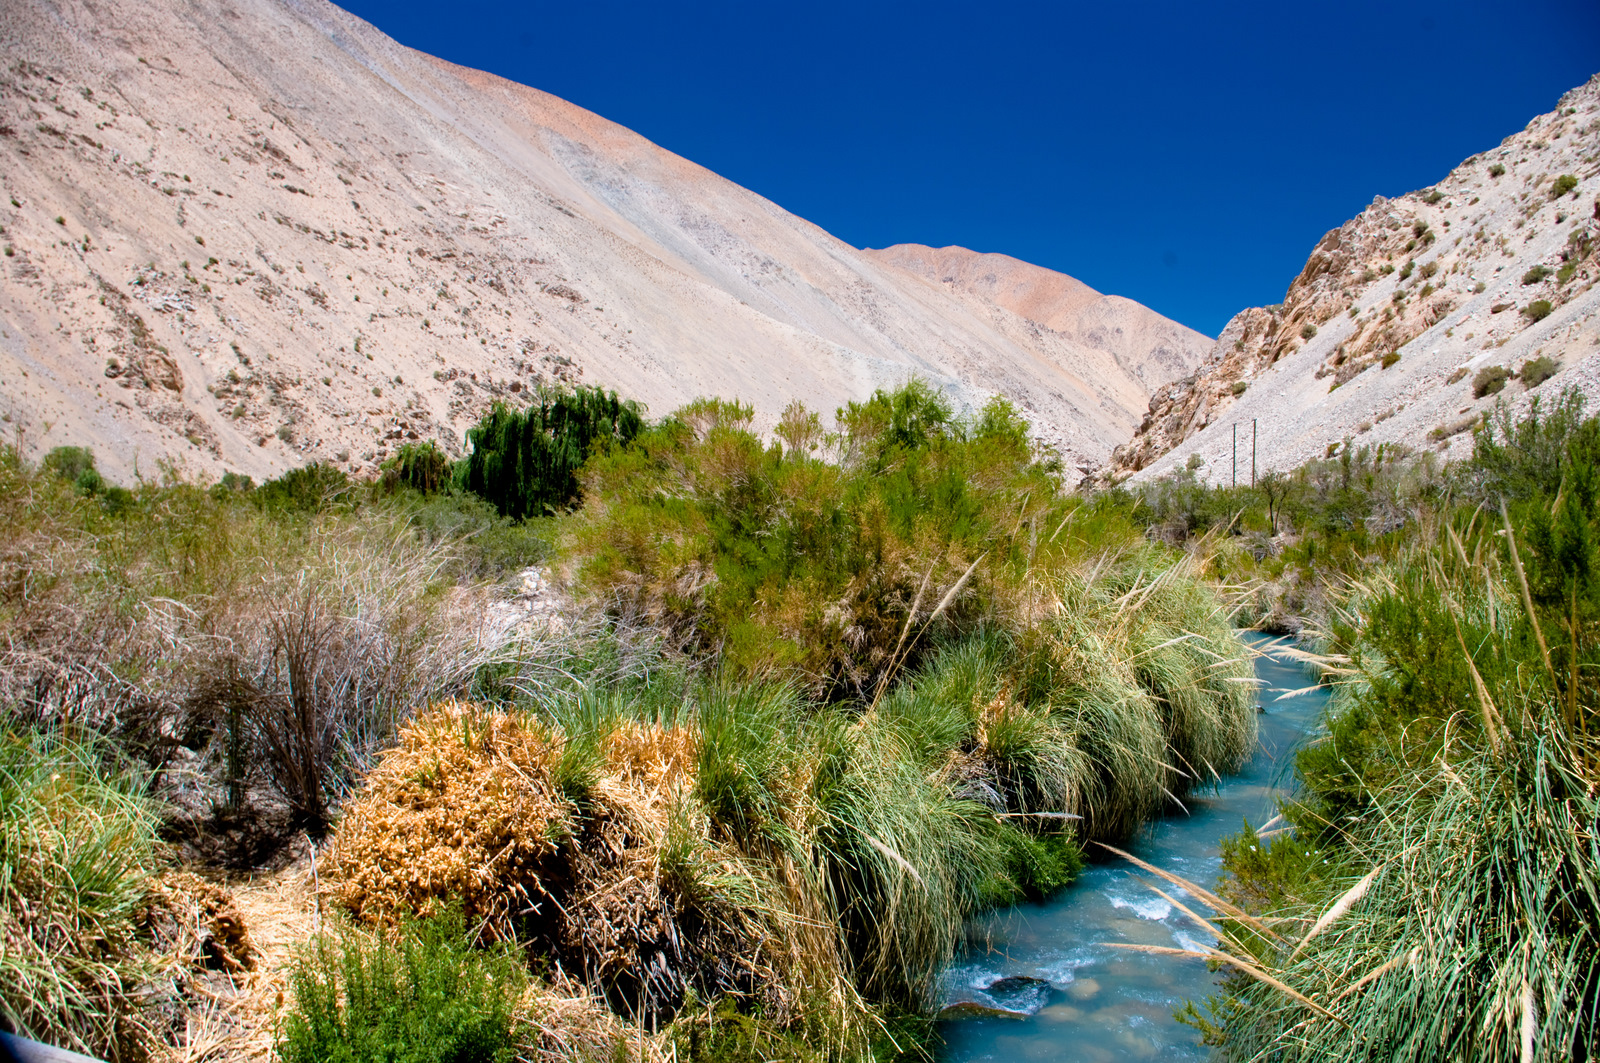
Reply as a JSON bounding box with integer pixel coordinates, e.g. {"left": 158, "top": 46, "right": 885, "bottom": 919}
{"left": 337, "top": 0, "right": 1599, "bottom": 336}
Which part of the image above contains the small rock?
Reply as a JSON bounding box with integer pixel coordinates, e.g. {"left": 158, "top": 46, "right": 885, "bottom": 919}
{"left": 1066, "top": 977, "right": 1101, "bottom": 1001}
{"left": 937, "top": 1001, "right": 1031, "bottom": 1021}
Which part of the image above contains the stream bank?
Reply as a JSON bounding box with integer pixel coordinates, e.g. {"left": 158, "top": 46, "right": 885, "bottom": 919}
{"left": 936, "top": 634, "right": 1324, "bottom": 1062}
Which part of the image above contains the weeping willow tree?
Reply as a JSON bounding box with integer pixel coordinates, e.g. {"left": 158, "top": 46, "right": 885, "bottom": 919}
{"left": 461, "top": 387, "right": 644, "bottom": 520}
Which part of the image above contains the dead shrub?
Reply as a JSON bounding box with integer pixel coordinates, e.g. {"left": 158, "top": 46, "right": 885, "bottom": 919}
{"left": 327, "top": 703, "right": 782, "bottom": 1028}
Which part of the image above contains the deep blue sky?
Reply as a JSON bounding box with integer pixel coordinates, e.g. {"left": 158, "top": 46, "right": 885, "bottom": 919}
{"left": 337, "top": 0, "right": 1598, "bottom": 336}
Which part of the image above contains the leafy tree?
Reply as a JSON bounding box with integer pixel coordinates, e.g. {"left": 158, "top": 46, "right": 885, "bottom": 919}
{"left": 460, "top": 386, "right": 644, "bottom": 520}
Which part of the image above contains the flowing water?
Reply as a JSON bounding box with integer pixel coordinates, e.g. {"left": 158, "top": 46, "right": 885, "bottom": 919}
{"left": 936, "top": 634, "right": 1326, "bottom": 1062}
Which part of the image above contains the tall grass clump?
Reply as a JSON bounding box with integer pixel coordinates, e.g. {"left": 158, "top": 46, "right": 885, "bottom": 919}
{"left": 0, "top": 443, "right": 544, "bottom": 843}
{"left": 1148, "top": 394, "right": 1600, "bottom": 1060}
{"left": 0, "top": 729, "right": 163, "bottom": 1060}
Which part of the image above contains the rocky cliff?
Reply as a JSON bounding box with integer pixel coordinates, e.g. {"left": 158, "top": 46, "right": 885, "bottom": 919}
{"left": 1107, "top": 74, "right": 1600, "bottom": 485}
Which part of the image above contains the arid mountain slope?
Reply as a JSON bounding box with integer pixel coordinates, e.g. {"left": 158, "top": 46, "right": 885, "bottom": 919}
{"left": 0, "top": 0, "right": 1210, "bottom": 483}
{"left": 1110, "top": 75, "right": 1600, "bottom": 486}
{"left": 863, "top": 244, "right": 1210, "bottom": 438}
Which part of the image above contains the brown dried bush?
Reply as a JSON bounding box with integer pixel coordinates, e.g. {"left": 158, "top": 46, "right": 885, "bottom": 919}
{"left": 326, "top": 702, "right": 572, "bottom": 936}
{"left": 327, "top": 703, "right": 779, "bottom": 1027}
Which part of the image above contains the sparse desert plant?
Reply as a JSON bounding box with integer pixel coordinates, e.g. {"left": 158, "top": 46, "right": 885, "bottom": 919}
{"left": 1381, "top": 352, "right": 1400, "bottom": 369}
{"left": 1300, "top": 323, "right": 1317, "bottom": 340}
{"left": 1231, "top": 381, "right": 1248, "bottom": 396}
{"left": 1473, "top": 365, "right": 1510, "bottom": 397}
{"left": 1446, "top": 367, "right": 1468, "bottom": 385}
{"left": 1519, "top": 355, "right": 1559, "bottom": 388}
{"left": 1550, "top": 173, "right": 1578, "bottom": 198}
{"left": 1422, "top": 188, "right": 1444, "bottom": 204}
{"left": 1524, "top": 299, "right": 1553, "bottom": 322}
{"left": 1489, "top": 162, "right": 1506, "bottom": 178}
{"left": 1522, "top": 264, "right": 1551, "bottom": 285}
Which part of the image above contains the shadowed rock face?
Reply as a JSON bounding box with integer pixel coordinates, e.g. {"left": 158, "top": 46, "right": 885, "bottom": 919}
{"left": 0, "top": 0, "right": 1210, "bottom": 483}
{"left": 1107, "top": 74, "right": 1600, "bottom": 486}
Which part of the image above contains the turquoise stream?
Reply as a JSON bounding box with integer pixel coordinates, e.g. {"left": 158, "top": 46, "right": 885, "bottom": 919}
{"left": 936, "top": 634, "right": 1326, "bottom": 1062}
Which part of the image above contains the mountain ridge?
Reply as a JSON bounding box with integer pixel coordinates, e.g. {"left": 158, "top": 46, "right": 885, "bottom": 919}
{"left": 1106, "top": 74, "right": 1600, "bottom": 485}
{"left": 0, "top": 0, "right": 1210, "bottom": 482}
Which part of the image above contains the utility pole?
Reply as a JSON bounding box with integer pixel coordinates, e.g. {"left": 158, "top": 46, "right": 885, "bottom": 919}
{"left": 1251, "top": 420, "right": 1258, "bottom": 486}
{"left": 1232, "top": 423, "right": 1237, "bottom": 488}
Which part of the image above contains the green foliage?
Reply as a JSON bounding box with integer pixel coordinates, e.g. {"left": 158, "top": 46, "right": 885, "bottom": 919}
{"left": 395, "top": 489, "right": 552, "bottom": 579}
{"left": 460, "top": 385, "right": 644, "bottom": 520}
{"left": 1473, "top": 365, "right": 1510, "bottom": 397}
{"left": 257, "top": 462, "right": 354, "bottom": 513}
{"left": 1488, "top": 162, "right": 1506, "bottom": 178}
{"left": 1300, "top": 322, "right": 1317, "bottom": 340}
{"left": 563, "top": 382, "right": 1072, "bottom": 690}
{"left": 278, "top": 906, "right": 529, "bottom": 1063}
{"left": 1522, "top": 264, "right": 1551, "bottom": 285}
{"left": 1464, "top": 389, "right": 1599, "bottom": 502}
{"left": 0, "top": 729, "right": 162, "bottom": 1060}
{"left": 670, "top": 997, "right": 823, "bottom": 1063}
{"left": 1550, "top": 173, "right": 1579, "bottom": 198}
{"left": 1381, "top": 352, "right": 1400, "bottom": 369}
{"left": 1398, "top": 260, "right": 1414, "bottom": 281}
{"left": 1179, "top": 390, "right": 1600, "bottom": 1061}
{"left": 1525, "top": 298, "right": 1554, "bottom": 322}
{"left": 1422, "top": 188, "right": 1444, "bottom": 204}
{"left": 41, "top": 445, "right": 104, "bottom": 495}
{"left": 383, "top": 441, "right": 451, "bottom": 495}
{"left": 1521, "top": 355, "right": 1559, "bottom": 389}
{"left": 1230, "top": 381, "right": 1248, "bottom": 396}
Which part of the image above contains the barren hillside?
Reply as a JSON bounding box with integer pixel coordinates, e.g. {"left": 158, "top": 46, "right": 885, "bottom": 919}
{"left": 1110, "top": 74, "right": 1600, "bottom": 486}
{"left": 0, "top": 0, "right": 1210, "bottom": 483}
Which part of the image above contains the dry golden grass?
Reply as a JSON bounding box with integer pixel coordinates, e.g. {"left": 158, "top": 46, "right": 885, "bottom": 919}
{"left": 326, "top": 701, "right": 571, "bottom": 940}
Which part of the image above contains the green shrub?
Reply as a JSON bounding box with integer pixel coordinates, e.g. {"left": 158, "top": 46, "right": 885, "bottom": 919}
{"left": 460, "top": 385, "right": 643, "bottom": 520}
{"left": 279, "top": 905, "right": 528, "bottom": 1063}
{"left": 1381, "top": 352, "right": 1400, "bottom": 369}
{"left": 563, "top": 383, "right": 1060, "bottom": 690}
{"left": 1300, "top": 323, "right": 1317, "bottom": 340}
{"left": 41, "top": 445, "right": 104, "bottom": 495}
{"left": 1550, "top": 173, "right": 1578, "bottom": 198}
{"left": 1522, "top": 264, "right": 1551, "bottom": 285}
{"left": 1488, "top": 162, "right": 1506, "bottom": 178}
{"left": 1398, "top": 260, "right": 1415, "bottom": 281}
{"left": 1419, "top": 261, "right": 1438, "bottom": 279}
{"left": 1524, "top": 299, "right": 1553, "bottom": 322}
{"left": 1230, "top": 380, "right": 1248, "bottom": 396}
{"left": 1422, "top": 188, "right": 1444, "bottom": 204}
{"left": 1520, "top": 355, "right": 1559, "bottom": 389}
{"left": 256, "top": 462, "right": 354, "bottom": 513}
{"left": 382, "top": 441, "right": 451, "bottom": 495}
{"left": 1472, "top": 365, "right": 1510, "bottom": 397}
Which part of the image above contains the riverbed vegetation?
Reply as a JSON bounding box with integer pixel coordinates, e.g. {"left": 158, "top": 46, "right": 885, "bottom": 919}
{"left": 12, "top": 379, "right": 1595, "bottom": 1060}
{"left": 0, "top": 382, "right": 1256, "bottom": 1062}
{"left": 1106, "top": 390, "right": 1600, "bottom": 1060}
